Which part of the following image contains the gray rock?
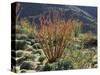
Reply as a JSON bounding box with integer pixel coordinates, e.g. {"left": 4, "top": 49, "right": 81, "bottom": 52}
{"left": 21, "top": 69, "right": 27, "bottom": 73}
{"left": 16, "top": 50, "right": 24, "bottom": 57}
{"left": 25, "top": 45, "right": 33, "bottom": 51}
{"left": 25, "top": 41, "right": 32, "bottom": 45}
{"left": 33, "top": 54, "right": 40, "bottom": 62}
{"left": 39, "top": 56, "right": 46, "bottom": 63}
{"left": 35, "top": 65, "right": 44, "bottom": 71}
{"left": 31, "top": 39, "right": 36, "bottom": 45}
{"left": 32, "top": 43, "right": 41, "bottom": 49}
{"left": 34, "top": 49, "right": 45, "bottom": 56}
{"left": 16, "top": 57, "right": 25, "bottom": 66}
{"left": 23, "top": 52, "right": 36, "bottom": 61}
{"left": 20, "top": 61, "right": 36, "bottom": 70}
{"left": 16, "top": 34, "right": 28, "bottom": 40}
{"left": 16, "top": 40, "right": 26, "bottom": 50}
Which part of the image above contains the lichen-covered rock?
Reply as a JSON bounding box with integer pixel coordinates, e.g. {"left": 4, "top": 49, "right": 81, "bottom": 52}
{"left": 31, "top": 39, "right": 36, "bottom": 45}
{"left": 25, "top": 45, "right": 33, "bottom": 51}
{"left": 20, "top": 69, "right": 27, "bottom": 73}
{"left": 39, "top": 56, "right": 46, "bottom": 63}
{"left": 16, "top": 40, "right": 26, "bottom": 50}
{"left": 16, "top": 34, "right": 28, "bottom": 40}
{"left": 32, "top": 43, "right": 41, "bottom": 49}
{"left": 16, "top": 50, "right": 24, "bottom": 57}
{"left": 23, "top": 52, "right": 36, "bottom": 61}
{"left": 25, "top": 41, "right": 32, "bottom": 45}
{"left": 35, "top": 65, "right": 44, "bottom": 71}
{"left": 20, "top": 61, "right": 37, "bottom": 70}
{"left": 11, "top": 66, "right": 20, "bottom": 73}
{"left": 16, "top": 57, "right": 25, "bottom": 65}
{"left": 33, "top": 54, "right": 40, "bottom": 62}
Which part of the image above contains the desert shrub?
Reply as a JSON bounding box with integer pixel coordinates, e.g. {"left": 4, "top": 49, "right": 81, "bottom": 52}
{"left": 72, "top": 20, "right": 82, "bottom": 37}
{"left": 36, "top": 19, "right": 75, "bottom": 63}
{"left": 43, "top": 63, "right": 53, "bottom": 71}
{"left": 16, "top": 25, "right": 22, "bottom": 33}
{"left": 64, "top": 48, "right": 97, "bottom": 69}
{"left": 56, "top": 59, "right": 73, "bottom": 70}
{"left": 16, "top": 18, "right": 36, "bottom": 39}
{"left": 79, "top": 32, "right": 97, "bottom": 49}
{"left": 43, "top": 59, "right": 73, "bottom": 71}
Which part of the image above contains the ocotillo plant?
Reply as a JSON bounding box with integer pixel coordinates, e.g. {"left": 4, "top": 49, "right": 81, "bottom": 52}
{"left": 36, "top": 17, "right": 74, "bottom": 63}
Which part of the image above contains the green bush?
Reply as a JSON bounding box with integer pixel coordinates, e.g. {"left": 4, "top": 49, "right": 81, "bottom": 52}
{"left": 43, "top": 63, "right": 53, "bottom": 71}
{"left": 56, "top": 60, "right": 73, "bottom": 70}
{"left": 43, "top": 59, "right": 73, "bottom": 71}
{"left": 72, "top": 20, "right": 82, "bottom": 37}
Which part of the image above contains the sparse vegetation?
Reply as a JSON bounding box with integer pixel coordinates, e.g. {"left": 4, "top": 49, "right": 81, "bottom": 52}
{"left": 11, "top": 3, "right": 97, "bottom": 73}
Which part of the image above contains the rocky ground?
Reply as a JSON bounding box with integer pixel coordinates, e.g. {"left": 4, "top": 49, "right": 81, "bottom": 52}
{"left": 11, "top": 33, "right": 97, "bottom": 73}
{"left": 12, "top": 33, "right": 47, "bottom": 73}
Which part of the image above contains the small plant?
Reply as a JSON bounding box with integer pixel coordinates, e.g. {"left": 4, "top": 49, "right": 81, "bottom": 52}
{"left": 72, "top": 20, "right": 82, "bottom": 37}
{"left": 43, "top": 59, "right": 73, "bottom": 71}
{"left": 43, "top": 63, "right": 53, "bottom": 71}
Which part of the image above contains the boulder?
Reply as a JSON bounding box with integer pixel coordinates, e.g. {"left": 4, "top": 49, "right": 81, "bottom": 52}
{"left": 35, "top": 65, "right": 44, "bottom": 71}
{"left": 20, "top": 69, "right": 27, "bottom": 73}
{"left": 16, "top": 40, "right": 26, "bottom": 50}
{"left": 32, "top": 43, "right": 41, "bottom": 49}
{"left": 25, "top": 45, "right": 33, "bottom": 51}
{"left": 23, "top": 52, "right": 36, "bottom": 61}
{"left": 16, "top": 34, "right": 28, "bottom": 40}
{"left": 16, "top": 50, "right": 24, "bottom": 57}
{"left": 16, "top": 57, "right": 26, "bottom": 66}
{"left": 25, "top": 41, "right": 32, "bottom": 45}
{"left": 20, "top": 61, "right": 37, "bottom": 70}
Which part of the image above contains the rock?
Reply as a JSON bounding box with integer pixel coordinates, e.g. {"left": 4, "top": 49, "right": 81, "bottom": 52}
{"left": 20, "top": 61, "right": 37, "bottom": 70}
{"left": 12, "top": 66, "right": 20, "bottom": 73}
{"left": 16, "top": 50, "right": 24, "bottom": 57}
{"left": 16, "top": 34, "right": 28, "bottom": 40}
{"left": 25, "top": 48, "right": 33, "bottom": 51}
{"left": 25, "top": 45, "right": 33, "bottom": 51}
{"left": 31, "top": 39, "right": 36, "bottom": 45}
{"left": 92, "top": 55, "right": 97, "bottom": 62}
{"left": 23, "top": 52, "right": 36, "bottom": 61}
{"left": 33, "top": 54, "right": 40, "bottom": 62}
{"left": 21, "top": 69, "right": 27, "bottom": 73}
{"left": 36, "top": 49, "right": 45, "bottom": 56}
{"left": 16, "top": 40, "right": 26, "bottom": 50}
{"left": 35, "top": 65, "right": 44, "bottom": 71}
{"left": 16, "top": 57, "right": 25, "bottom": 65}
{"left": 25, "top": 41, "right": 32, "bottom": 45}
{"left": 39, "top": 56, "right": 46, "bottom": 63}
{"left": 28, "top": 33, "right": 35, "bottom": 39}
{"left": 32, "top": 43, "right": 41, "bottom": 49}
